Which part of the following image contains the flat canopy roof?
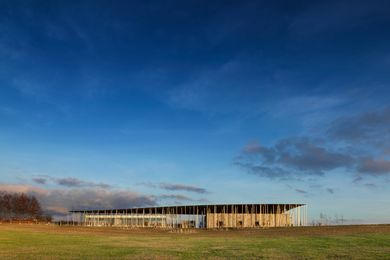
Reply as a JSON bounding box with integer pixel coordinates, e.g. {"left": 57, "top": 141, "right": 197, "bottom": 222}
{"left": 70, "top": 203, "right": 305, "bottom": 214}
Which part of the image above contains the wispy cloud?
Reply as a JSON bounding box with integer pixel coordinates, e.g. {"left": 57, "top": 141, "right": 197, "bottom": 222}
{"left": 295, "top": 189, "right": 307, "bottom": 194}
{"left": 11, "top": 78, "right": 48, "bottom": 100}
{"left": 326, "top": 188, "right": 334, "bottom": 194}
{"left": 364, "top": 183, "right": 377, "bottom": 189}
{"left": 327, "top": 107, "right": 390, "bottom": 147}
{"left": 32, "top": 177, "right": 47, "bottom": 185}
{"left": 156, "top": 194, "right": 210, "bottom": 204}
{"left": 138, "top": 182, "right": 209, "bottom": 194}
{"left": 55, "top": 177, "right": 111, "bottom": 189}
{"left": 158, "top": 194, "right": 193, "bottom": 201}
{"left": 289, "top": 0, "right": 388, "bottom": 36}
{"left": 352, "top": 176, "right": 363, "bottom": 183}
{"left": 32, "top": 176, "right": 111, "bottom": 189}
{"left": 166, "top": 59, "right": 267, "bottom": 114}
{"left": 159, "top": 183, "right": 208, "bottom": 194}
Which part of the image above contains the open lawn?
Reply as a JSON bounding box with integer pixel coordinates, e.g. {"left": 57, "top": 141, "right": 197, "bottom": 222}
{"left": 0, "top": 224, "right": 389, "bottom": 259}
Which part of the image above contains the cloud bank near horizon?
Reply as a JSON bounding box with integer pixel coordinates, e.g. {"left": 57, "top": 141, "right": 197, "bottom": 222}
{"left": 0, "top": 183, "right": 156, "bottom": 217}
{"left": 0, "top": 178, "right": 210, "bottom": 218}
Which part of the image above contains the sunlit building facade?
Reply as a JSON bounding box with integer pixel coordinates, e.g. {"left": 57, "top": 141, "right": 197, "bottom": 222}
{"left": 71, "top": 204, "right": 307, "bottom": 229}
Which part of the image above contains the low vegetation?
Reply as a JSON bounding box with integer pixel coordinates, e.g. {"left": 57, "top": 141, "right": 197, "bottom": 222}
{"left": 0, "top": 224, "right": 389, "bottom": 259}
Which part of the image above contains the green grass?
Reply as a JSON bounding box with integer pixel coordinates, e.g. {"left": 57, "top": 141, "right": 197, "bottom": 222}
{"left": 0, "top": 225, "right": 389, "bottom": 259}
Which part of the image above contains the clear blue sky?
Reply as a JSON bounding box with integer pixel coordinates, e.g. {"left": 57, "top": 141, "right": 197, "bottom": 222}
{"left": 0, "top": 0, "right": 389, "bottom": 223}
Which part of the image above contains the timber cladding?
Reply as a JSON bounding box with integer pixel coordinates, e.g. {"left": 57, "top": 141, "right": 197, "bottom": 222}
{"left": 206, "top": 213, "right": 291, "bottom": 228}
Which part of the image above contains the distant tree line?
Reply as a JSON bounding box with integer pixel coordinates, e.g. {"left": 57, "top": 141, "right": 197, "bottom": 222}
{"left": 311, "top": 212, "right": 345, "bottom": 226}
{"left": 0, "top": 192, "right": 51, "bottom": 223}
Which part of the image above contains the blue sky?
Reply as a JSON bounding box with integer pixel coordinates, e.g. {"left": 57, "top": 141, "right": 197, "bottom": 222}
{"left": 1, "top": 0, "right": 390, "bottom": 223}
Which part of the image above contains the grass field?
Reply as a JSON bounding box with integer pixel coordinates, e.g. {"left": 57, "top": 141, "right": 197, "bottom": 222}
{"left": 0, "top": 224, "right": 389, "bottom": 259}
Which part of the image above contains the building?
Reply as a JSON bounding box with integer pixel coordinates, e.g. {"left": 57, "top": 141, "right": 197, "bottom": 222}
{"left": 70, "top": 204, "right": 307, "bottom": 229}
